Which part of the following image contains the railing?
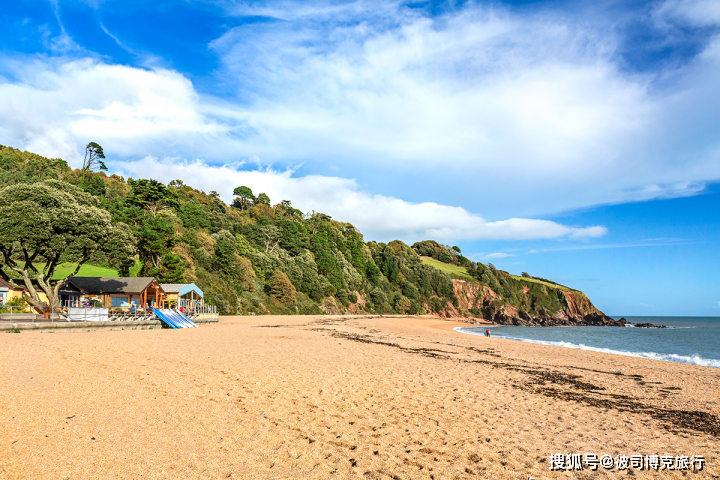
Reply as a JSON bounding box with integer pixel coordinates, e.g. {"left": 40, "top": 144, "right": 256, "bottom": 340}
{"left": 187, "top": 304, "right": 216, "bottom": 314}
{"left": 0, "top": 304, "right": 218, "bottom": 323}
{"left": 0, "top": 306, "right": 67, "bottom": 323}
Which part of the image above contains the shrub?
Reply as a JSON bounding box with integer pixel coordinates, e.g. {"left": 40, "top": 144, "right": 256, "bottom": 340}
{"left": 369, "top": 287, "right": 386, "bottom": 306}
{"left": 268, "top": 270, "right": 297, "bottom": 305}
{"left": 348, "top": 292, "right": 358, "bottom": 303}
{"left": 394, "top": 295, "right": 411, "bottom": 314}
{"left": 430, "top": 297, "right": 444, "bottom": 313}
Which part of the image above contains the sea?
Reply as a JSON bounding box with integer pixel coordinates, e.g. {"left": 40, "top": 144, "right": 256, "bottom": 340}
{"left": 455, "top": 316, "right": 720, "bottom": 369}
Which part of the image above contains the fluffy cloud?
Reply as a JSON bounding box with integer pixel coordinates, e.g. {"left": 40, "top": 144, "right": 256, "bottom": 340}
{"left": 115, "top": 155, "right": 606, "bottom": 242}
{"left": 656, "top": 0, "right": 720, "bottom": 26}
{"left": 481, "top": 253, "right": 516, "bottom": 260}
{"left": 0, "top": 0, "right": 719, "bottom": 221}
{"left": 0, "top": 59, "right": 230, "bottom": 164}
{"left": 207, "top": 2, "right": 720, "bottom": 215}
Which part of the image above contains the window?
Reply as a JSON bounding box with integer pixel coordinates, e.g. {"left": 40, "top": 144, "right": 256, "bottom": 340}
{"left": 111, "top": 296, "right": 129, "bottom": 307}
{"left": 0, "top": 292, "right": 6, "bottom": 306}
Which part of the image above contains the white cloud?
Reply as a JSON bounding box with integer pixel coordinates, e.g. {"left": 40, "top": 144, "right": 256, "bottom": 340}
{"left": 481, "top": 253, "right": 516, "bottom": 260}
{"left": 656, "top": 0, "right": 720, "bottom": 26}
{"left": 208, "top": 2, "right": 720, "bottom": 215}
{"left": 115, "top": 155, "right": 606, "bottom": 242}
{"left": 0, "top": 1, "right": 719, "bottom": 219}
{"left": 0, "top": 59, "right": 231, "bottom": 165}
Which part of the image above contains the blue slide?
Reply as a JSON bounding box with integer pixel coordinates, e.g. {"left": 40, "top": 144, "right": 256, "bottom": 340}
{"left": 153, "top": 309, "right": 198, "bottom": 328}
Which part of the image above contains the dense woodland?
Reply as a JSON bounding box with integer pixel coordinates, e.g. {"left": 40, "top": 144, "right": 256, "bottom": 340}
{"left": 0, "top": 144, "right": 584, "bottom": 318}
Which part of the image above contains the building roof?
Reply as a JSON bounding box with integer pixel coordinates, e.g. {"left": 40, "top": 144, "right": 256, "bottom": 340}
{"left": 160, "top": 283, "right": 203, "bottom": 298}
{"left": 0, "top": 278, "right": 24, "bottom": 291}
{"left": 69, "top": 277, "right": 162, "bottom": 295}
{"left": 159, "top": 283, "right": 185, "bottom": 293}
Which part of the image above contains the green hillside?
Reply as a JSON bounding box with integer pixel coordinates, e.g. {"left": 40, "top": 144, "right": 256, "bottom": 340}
{"left": 9, "top": 261, "right": 119, "bottom": 281}
{"left": 0, "top": 143, "right": 598, "bottom": 320}
{"left": 52, "top": 263, "right": 118, "bottom": 280}
{"left": 420, "top": 257, "right": 474, "bottom": 280}
{"left": 509, "top": 275, "right": 579, "bottom": 292}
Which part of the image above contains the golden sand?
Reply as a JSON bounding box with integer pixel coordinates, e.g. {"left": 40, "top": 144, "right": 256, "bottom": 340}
{"left": 0, "top": 315, "right": 718, "bottom": 479}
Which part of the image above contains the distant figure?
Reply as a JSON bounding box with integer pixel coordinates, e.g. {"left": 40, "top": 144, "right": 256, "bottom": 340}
{"left": 485, "top": 329, "right": 490, "bottom": 337}
{"left": 130, "top": 304, "right": 136, "bottom": 314}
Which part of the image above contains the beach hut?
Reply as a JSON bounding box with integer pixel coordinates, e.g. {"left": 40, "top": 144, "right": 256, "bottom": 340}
{"left": 159, "top": 283, "right": 204, "bottom": 309}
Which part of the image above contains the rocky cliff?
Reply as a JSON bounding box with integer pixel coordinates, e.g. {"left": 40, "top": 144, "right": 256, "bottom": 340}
{"left": 445, "top": 279, "right": 628, "bottom": 327}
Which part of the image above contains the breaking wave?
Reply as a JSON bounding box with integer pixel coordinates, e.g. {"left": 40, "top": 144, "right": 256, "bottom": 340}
{"left": 455, "top": 328, "right": 720, "bottom": 368}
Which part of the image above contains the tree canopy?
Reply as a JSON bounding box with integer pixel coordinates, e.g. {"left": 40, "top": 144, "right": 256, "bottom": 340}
{"left": 232, "top": 186, "right": 255, "bottom": 210}
{"left": 0, "top": 144, "right": 587, "bottom": 320}
{"left": 0, "top": 180, "right": 135, "bottom": 307}
{"left": 82, "top": 142, "right": 107, "bottom": 172}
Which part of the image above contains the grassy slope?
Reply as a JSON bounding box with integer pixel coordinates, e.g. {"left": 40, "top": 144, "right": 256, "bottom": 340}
{"left": 50, "top": 263, "right": 118, "bottom": 280}
{"left": 509, "top": 275, "right": 580, "bottom": 293}
{"left": 419, "top": 257, "right": 475, "bottom": 280}
{"left": 8, "top": 262, "right": 119, "bottom": 280}
{"left": 419, "top": 257, "right": 580, "bottom": 293}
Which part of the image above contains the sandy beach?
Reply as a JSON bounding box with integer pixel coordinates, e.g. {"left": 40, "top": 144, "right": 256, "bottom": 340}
{"left": 1, "top": 315, "right": 718, "bottom": 479}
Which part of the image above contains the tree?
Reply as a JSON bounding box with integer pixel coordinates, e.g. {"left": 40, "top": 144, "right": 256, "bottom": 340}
{"left": 178, "top": 200, "right": 209, "bottom": 229}
{"left": 278, "top": 199, "right": 303, "bottom": 218}
{"left": 394, "top": 295, "right": 411, "bottom": 314}
{"left": 127, "top": 179, "right": 177, "bottom": 216}
{"left": 79, "top": 173, "right": 106, "bottom": 196}
{"left": 82, "top": 142, "right": 107, "bottom": 172}
{"left": 149, "top": 253, "right": 186, "bottom": 283}
{"left": 260, "top": 225, "right": 280, "bottom": 253}
{"left": 136, "top": 214, "right": 175, "bottom": 274}
{"left": 268, "top": 270, "right": 296, "bottom": 305}
{"left": 232, "top": 186, "right": 255, "bottom": 210}
{"left": 278, "top": 219, "right": 309, "bottom": 255}
{"left": 255, "top": 192, "right": 271, "bottom": 206}
{"left": 0, "top": 180, "right": 135, "bottom": 307}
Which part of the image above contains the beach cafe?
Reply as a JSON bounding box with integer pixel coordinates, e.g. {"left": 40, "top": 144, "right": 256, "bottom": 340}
{"left": 61, "top": 277, "right": 166, "bottom": 309}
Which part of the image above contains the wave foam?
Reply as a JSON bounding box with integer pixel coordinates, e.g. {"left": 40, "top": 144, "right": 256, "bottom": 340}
{"left": 454, "top": 328, "right": 720, "bottom": 368}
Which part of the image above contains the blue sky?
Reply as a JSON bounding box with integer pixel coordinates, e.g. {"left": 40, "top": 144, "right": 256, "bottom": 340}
{"left": 0, "top": 0, "right": 718, "bottom": 315}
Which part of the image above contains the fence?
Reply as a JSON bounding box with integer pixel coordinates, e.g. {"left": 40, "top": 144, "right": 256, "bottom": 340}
{"left": 186, "top": 304, "right": 216, "bottom": 315}
{"left": 0, "top": 304, "right": 218, "bottom": 323}
{"left": 0, "top": 305, "right": 67, "bottom": 323}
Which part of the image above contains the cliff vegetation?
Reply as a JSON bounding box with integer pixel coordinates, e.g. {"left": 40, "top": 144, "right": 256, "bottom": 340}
{"left": 0, "top": 144, "right": 615, "bottom": 324}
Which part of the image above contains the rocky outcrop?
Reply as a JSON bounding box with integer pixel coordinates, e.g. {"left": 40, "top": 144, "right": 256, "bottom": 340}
{"left": 452, "top": 280, "right": 485, "bottom": 310}
{"left": 442, "top": 279, "right": 663, "bottom": 327}
{"left": 320, "top": 297, "right": 342, "bottom": 315}
{"left": 617, "top": 317, "right": 667, "bottom": 328}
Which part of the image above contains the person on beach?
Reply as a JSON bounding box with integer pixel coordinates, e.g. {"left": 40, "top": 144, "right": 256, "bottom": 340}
{"left": 485, "top": 329, "right": 490, "bottom": 337}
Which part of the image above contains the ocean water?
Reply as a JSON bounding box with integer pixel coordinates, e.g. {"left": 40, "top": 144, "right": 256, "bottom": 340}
{"left": 455, "top": 317, "right": 720, "bottom": 368}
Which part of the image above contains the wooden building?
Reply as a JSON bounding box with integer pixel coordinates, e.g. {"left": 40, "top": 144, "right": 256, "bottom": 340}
{"left": 67, "top": 277, "right": 165, "bottom": 308}
{"left": 159, "top": 283, "right": 204, "bottom": 309}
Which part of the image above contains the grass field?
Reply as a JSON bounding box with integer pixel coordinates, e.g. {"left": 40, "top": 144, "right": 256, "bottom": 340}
{"left": 52, "top": 263, "right": 118, "bottom": 280}
{"left": 8, "top": 262, "right": 119, "bottom": 280}
{"left": 419, "top": 257, "right": 578, "bottom": 292}
{"left": 420, "top": 257, "right": 475, "bottom": 280}
{"left": 509, "top": 275, "right": 578, "bottom": 292}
